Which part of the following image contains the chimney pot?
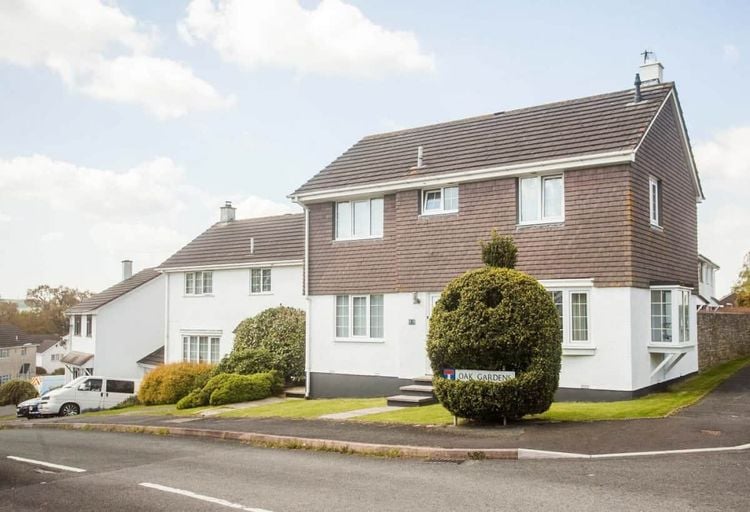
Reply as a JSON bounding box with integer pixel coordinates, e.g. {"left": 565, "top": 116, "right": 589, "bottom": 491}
{"left": 634, "top": 73, "right": 642, "bottom": 102}
{"left": 121, "top": 260, "right": 133, "bottom": 281}
{"left": 220, "top": 201, "right": 236, "bottom": 222}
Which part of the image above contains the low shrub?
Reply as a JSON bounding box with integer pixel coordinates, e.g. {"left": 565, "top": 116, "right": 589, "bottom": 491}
{"left": 0, "top": 380, "right": 39, "bottom": 405}
{"left": 176, "top": 373, "right": 233, "bottom": 410}
{"left": 36, "top": 366, "right": 48, "bottom": 375}
{"left": 209, "top": 371, "right": 284, "bottom": 406}
{"left": 52, "top": 368, "right": 64, "bottom": 375}
{"left": 215, "top": 347, "right": 274, "bottom": 377}
{"left": 138, "top": 362, "right": 214, "bottom": 405}
{"left": 112, "top": 395, "right": 141, "bottom": 409}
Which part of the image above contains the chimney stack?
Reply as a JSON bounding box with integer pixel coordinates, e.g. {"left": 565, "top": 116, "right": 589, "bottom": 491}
{"left": 416, "top": 146, "right": 424, "bottom": 168}
{"left": 639, "top": 50, "right": 663, "bottom": 84}
{"left": 220, "top": 201, "right": 236, "bottom": 223}
{"left": 122, "top": 260, "right": 133, "bottom": 281}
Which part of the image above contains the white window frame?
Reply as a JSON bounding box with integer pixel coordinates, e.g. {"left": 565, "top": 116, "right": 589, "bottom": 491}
{"left": 250, "top": 268, "right": 272, "bottom": 294}
{"left": 181, "top": 334, "right": 221, "bottom": 363}
{"left": 546, "top": 288, "right": 591, "bottom": 347}
{"left": 0, "top": 349, "right": 9, "bottom": 358}
{"left": 518, "top": 174, "right": 564, "bottom": 225}
{"left": 185, "top": 271, "right": 214, "bottom": 295}
{"left": 649, "top": 176, "right": 661, "bottom": 227}
{"left": 73, "top": 315, "right": 82, "bottom": 336}
{"left": 650, "top": 286, "right": 693, "bottom": 346}
{"left": 86, "top": 315, "right": 93, "bottom": 337}
{"left": 421, "top": 186, "right": 459, "bottom": 215}
{"left": 335, "top": 198, "right": 384, "bottom": 240}
{"left": 334, "top": 294, "right": 385, "bottom": 341}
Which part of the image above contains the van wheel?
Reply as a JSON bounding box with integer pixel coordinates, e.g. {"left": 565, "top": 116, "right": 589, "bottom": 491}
{"left": 59, "top": 403, "right": 80, "bottom": 416}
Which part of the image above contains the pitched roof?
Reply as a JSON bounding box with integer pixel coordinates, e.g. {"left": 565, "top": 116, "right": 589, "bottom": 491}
{"left": 698, "top": 254, "right": 720, "bottom": 269}
{"left": 0, "top": 324, "right": 54, "bottom": 349}
{"left": 158, "top": 213, "right": 305, "bottom": 270}
{"left": 292, "top": 83, "right": 676, "bottom": 197}
{"left": 66, "top": 268, "right": 161, "bottom": 315}
{"left": 36, "top": 338, "right": 61, "bottom": 353}
{"left": 137, "top": 346, "right": 164, "bottom": 367}
{"left": 61, "top": 351, "right": 94, "bottom": 366}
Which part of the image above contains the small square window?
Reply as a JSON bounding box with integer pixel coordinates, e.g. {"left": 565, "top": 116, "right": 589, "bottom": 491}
{"left": 519, "top": 176, "right": 563, "bottom": 224}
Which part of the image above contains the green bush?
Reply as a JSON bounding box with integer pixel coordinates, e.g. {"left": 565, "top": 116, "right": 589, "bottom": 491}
{"left": 176, "top": 373, "right": 233, "bottom": 410}
{"left": 112, "top": 395, "right": 141, "bottom": 409}
{"left": 52, "top": 368, "right": 64, "bottom": 375}
{"left": 427, "top": 264, "right": 562, "bottom": 421}
{"left": 209, "top": 371, "right": 284, "bottom": 406}
{"left": 138, "top": 362, "right": 214, "bottom": 405}
{"left": 36, "top": 366, "right": 47, "bottom": 375}
{"left": 480, "top": 229, "right": 518, "bottom": 269}
{"left": 0, "top": 380, "right": 39, "bottom": 405}
{"left": 222, "top": 306, "right": 305, "bottom": 383}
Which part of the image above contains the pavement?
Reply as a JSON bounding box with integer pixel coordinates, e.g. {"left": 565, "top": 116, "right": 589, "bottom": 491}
{"left": 1, "top": 428, "right": 749, "bottom": 511}
{"left": 3, "top": 365, "right": 750, "bottom": 459}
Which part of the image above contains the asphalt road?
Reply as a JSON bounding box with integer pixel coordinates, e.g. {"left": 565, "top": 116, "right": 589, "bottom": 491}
{"left": 1, "top": 429, "right": 748, "bottom": 511}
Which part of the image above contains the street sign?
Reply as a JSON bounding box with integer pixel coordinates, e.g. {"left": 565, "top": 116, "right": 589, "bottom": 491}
{"left": 442, "top": 369, "right": 515, "bottom": 382}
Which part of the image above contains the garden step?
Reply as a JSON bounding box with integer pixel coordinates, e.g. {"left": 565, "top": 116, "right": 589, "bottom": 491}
{"left": 284, "top": 386, "right": 306, "bottom": 398}
{"left": 399, "top": 384, "right": 434, "bottom": 396}
{"left": 412, "top": 375, "right": 433, "bottom": 384}
{"left": 386, "top": 394, "right": 437, "bottom": 407}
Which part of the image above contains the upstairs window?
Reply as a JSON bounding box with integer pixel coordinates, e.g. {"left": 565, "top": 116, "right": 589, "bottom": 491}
{"left": 649, "top": 177, "right": 661, "bottom": 227}
{"left": 86, "top": 315, "right": 93, "bottom": 337}
{"left": 422, "top": 186, "right": 459, "bottom": 215}
{"left": 250, "top": 268, "right": 272, "bottom": 293}
{"left": 185, "top": 271, "right": 213, "bottom": 295}
{"left": 73, "top": 315, "right": 82, "bottom": 336}
{"left": 336, "top": 198, "right": 384, "bottom": 240}
{"left": 519, "top": 175, "right": 563, "bottom": 224}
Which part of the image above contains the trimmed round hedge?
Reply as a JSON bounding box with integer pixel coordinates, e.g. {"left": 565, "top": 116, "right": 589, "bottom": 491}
{"left": 427, "top": 267, "right": 561, "bottom": 420}
{"left": 0, "top": 379, "right": 38, "bottom": 406}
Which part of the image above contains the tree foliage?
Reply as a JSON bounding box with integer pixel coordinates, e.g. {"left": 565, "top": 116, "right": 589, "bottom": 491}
{"left": 0, "top": 285, "right": 91, "bottom": 335}
{"left": 138, "top": 362, "right": 214, "bottom": 405}
{"left": 732, "top": 252, "right": 750, "bottom": 307}
{"left": 480, "top": 229, "right": 518, "bottom": 269}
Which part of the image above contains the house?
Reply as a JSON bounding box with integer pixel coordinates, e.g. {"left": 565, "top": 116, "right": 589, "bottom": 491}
{"left": 157, "top": 203, "right": 305, "bottom": 366}
{"left": 719, "top": 292, "right": 737, "bottom": 307}
{"left": 0, "top": 324, "right": 38, "bottom": 383}
{"left": 697, "top": 254, "right": 720, "bottom": 308}
{"left": 290, "top": 57, "right": 704, "bottom": 400}
{"left": 33, "top": 336, "right": 67, "bottom": 374}
{"left": 64, "top": 262, "right": 164, "bottom": 380}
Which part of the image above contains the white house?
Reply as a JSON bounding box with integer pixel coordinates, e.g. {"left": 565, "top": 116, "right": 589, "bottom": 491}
{"left": 64, "top": 262, "right": 165, "bottom": 381}
{"left": 34, "top": 337, "right": 67, "bottom": 374}
{"left": 157, "top": 203, "right": 306, "bottom": 365}
{"left": 697, "top": 254, "right": 720, "bottom": 308}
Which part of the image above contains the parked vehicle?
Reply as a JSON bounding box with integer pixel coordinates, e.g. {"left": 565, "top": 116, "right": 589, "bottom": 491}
{"left": 16, "top": 397, "right": 42, "bottom": 419}
{"left": 38, "top": 376, "right": 138, "bottom": 416}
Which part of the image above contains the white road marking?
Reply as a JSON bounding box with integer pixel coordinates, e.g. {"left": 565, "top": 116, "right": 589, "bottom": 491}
{"left": 518, "top": 443, "right": 750, "bottom": 460}
{"left": 139, "top": 482, "right": 274, "bottom": 512}
{"left": 6, "top": 456, "right": 86, "bottom": 473}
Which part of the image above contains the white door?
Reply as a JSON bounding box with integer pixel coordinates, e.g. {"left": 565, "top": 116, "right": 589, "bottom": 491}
{"left": 102, "top": 379, "right": 136, "bottom": 409}
{"left": 75, "top": 378, "right": 104, "bottom": 412}
{"left": 425, "top": 293, "right": 441, "bottom": 374}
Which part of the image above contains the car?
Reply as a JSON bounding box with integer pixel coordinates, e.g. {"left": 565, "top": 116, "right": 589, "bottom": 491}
{"left": 38, "top": 376, "right": 139, "bottom": 417}
{"left": 16, "top": 397, "right": 43, "bottom": 419}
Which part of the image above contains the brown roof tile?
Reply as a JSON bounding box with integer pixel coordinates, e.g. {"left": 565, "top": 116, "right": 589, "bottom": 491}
{"left": 137, "top": 346, "right": 164, "bottom": 367}
{"left": 66, "top": 268, "right": 161, "bottom": 314}
{"left": 292, "top": 83, "right": 674, "bottom": 196}
{"left": 158, "top": 213, "right": 304, "bottom": 270}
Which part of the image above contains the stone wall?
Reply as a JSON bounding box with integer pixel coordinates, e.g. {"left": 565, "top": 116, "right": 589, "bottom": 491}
{"left": 698, "top": 308, "right": 750, "bottom": 370}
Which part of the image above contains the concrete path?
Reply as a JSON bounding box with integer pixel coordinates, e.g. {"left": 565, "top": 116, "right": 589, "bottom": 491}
{"left": 197, "top": 396, "right": 284, "bottom": 417}
{"left": 319, "top": 405, "right": 396, "bottom": 420}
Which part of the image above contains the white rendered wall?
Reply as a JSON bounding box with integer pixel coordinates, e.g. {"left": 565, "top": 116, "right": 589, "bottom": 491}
{"left": 165, "top": 265, "right": 305, "bottom": 364}
{"left": 37, "top": 343, "right": 67, "bottom": 373}
{"left": 93, "top": 275, "right": 165, "bottom": 379}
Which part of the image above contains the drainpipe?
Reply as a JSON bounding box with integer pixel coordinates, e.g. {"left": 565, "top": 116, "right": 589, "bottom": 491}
{"left": 163, "top": 272, "right": 170, "bottom": 364}
{"left": 303, "top": 204, "right": 311, "bottom": 398}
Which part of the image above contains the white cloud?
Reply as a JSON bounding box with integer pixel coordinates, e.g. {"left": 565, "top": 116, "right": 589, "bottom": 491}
{"left": 0, "top": 0, "right": 232, "bottom": 119}
{"left": 723, "top": 44, "right": 740, "bottom": 63}
{"left": 695, "top": 126, "right": 750, "bottom": 296}
{"left": 0, "top": 154, "right": 298, "bottom": 295}
{"left": 179, "top": 0, "right": 435, "bottom": 78}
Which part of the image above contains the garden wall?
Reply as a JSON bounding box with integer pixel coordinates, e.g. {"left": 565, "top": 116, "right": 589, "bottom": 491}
{"left": 698, "top": 308, "right": 750, "bottom": 370}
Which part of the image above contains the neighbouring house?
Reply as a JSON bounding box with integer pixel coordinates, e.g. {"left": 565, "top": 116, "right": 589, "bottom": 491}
{"left": 136, "top": 346, "right": 164, "bottom": 375}
{"left": 290, "top": 57, "right": 705, "bottom": 400}
{"left": 157, "top": 203, "right": 305, "bottom": 366}
{"left": 33, "top": 336, "right": 67, "bottom": 374}
{"left": 63, "top": 262, "right": 164, "bottom": 381}
{"left": 0, "top": 324, "right": 38, "bottom": 382}
{"left": 697, "top": 254, "right": 720, "bottom": 308}
{"left": 719, "top": 292, "right": 737, "bottom": 307}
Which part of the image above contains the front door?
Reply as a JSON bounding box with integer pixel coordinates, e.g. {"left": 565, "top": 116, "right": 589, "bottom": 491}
{"left": 425, "top": 293, "right": 441, "bottom": 374}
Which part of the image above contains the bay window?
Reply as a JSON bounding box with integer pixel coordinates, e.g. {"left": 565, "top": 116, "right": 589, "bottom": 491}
{"left": 650, "top": 287, "right": 692, "bottom": 344}
{"left": 336, "top": 198, "right": 384, "bottom": 239}
{"left": 519, "top": 175, "right": 563, "bottom": 224}
{"left": 335, "top": 294, "right": 385, "bottom": 340}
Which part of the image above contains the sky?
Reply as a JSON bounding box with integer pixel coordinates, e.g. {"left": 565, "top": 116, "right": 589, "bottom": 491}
{"left": 0, "top": 0, "right": 748, "bottom": 298}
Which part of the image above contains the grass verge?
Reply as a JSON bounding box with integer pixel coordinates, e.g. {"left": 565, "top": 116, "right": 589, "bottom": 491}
{"left": 79, "top": 404, "right": 213, "bottom": 417}
{"left": 219, "top": 398, "right": 386, "bottom": 419}
{"left": 357, "top": 356, "right": 750, "bottom": 425}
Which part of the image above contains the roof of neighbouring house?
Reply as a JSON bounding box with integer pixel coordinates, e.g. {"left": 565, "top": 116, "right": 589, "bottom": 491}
{"left": 35, "top": 338, "right": 62, "bottom": 353}
{"left": 719, "top": 292, "right": 737, "bottom": 306}
{"left": 292, "top": 82, "right": 695, "bottom": 197}
{"left": 698, "top": 254, "right": 720, "bottom": 269}
{"left": 60, "top": 351, "right": 94, "bottom": 366}
{"left": 0, "top": 324, "right": 54, "bottom": 349}
{"left": 137, "top": 346, "right": 164, "bottom": 367}
{"left": 158, "top": 213, "right": 305, "bottom": 270}
{"left": 66, "top": 268, "right": 161, "bottom": 315}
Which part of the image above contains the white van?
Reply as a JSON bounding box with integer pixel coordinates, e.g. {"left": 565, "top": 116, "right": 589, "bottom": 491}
{"left": 38, "top": 376, "right": 139, "bottom": 416}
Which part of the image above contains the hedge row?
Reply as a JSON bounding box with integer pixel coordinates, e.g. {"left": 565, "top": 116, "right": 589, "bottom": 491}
{"left": 176, "top": 371, "right": 284, "bottom": 409}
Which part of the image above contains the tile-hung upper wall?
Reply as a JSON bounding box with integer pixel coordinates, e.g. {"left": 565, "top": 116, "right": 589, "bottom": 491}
{"left": 307, "top": 96, "right": 699, "bottom": 296}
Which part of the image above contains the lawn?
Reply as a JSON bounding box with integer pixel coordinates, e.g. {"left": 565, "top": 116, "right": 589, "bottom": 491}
{"left": 218, "top": 397, "right": 386, "bottom": 419}
{"left": 79, "top": 404, "right": 213, "bottom": 417}
{"left": 357, "top": 356, "right": 750, "bottom": 425}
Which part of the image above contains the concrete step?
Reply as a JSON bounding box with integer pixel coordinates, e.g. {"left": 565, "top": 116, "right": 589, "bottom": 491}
{"left": 399, "top": 384, "right": 434, "bottom": 396}
{"left": 386, "top": 394, "right": 437, "bottom": 407}
{"left": 412, "top": 375, "right": 433, "bottom": 384}
{"left": 284, "top": 386, "right": 306, "bottom": 399}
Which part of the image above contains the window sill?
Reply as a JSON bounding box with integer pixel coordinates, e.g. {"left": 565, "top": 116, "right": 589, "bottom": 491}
{"left": 249, "top": 292, "right": 273, "bottom": 296}
{"left": 562, "top": 344, "right": 596, "bottom": 356}
{"left": 334, "top": 338, "right": 385, "bottom": 344}
{"left": 650, "top": 224, "right": 664, "bottom": 232}
{"left": 648, "top": 342, "right": 695, "bottom": 354}
{"left": 182, "top": 294, "right": 215, "bottom": 298}
{"left": 333, "top": 236, "right": 383, "bottom": 243}
{"left": 516, "top": 219, "right": 564, "bottom": 229}
{"left": 419, "top": 210, "right": 459, "bottom": 218}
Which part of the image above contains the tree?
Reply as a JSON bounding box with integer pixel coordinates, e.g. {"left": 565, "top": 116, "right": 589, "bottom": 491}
{"left": 732, "top": 252, "right": 750, "bottom": 307}
{"left": 21, "top": 285, "right": 92, "bottom": 335}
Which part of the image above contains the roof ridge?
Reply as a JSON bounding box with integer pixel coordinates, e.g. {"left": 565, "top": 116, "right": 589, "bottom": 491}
{"left": 363, "top": 82, "right": 674, "bottom": 140}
